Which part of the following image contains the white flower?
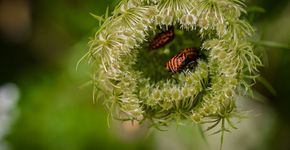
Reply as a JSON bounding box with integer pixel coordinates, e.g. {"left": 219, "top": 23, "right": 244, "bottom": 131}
{"left": 87, "top": 0, "right": 261, "bottom": 139}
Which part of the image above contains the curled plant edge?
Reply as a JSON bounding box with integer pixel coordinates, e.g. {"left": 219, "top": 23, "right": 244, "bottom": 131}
{"left": 85, "top": 0, "right": 262, "bottom": 147}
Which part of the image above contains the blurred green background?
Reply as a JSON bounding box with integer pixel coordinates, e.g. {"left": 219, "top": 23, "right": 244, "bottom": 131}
{"left": 0, "top": 0, "right": 290, "bottom": 150}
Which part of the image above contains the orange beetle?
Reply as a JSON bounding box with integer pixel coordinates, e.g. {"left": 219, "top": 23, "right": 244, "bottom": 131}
{"left": 150, "top": 27, "right": 175, "bottom": 49}
{"left": 165, "top": 47, "right": 200, "bottom": 73}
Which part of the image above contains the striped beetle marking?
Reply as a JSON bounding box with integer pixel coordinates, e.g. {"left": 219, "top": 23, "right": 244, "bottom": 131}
{"left": 150, "top": 27, "right": 175, "bottom": 49}
{"left": 165, "top": 47, "right": 200, "bottom": 73}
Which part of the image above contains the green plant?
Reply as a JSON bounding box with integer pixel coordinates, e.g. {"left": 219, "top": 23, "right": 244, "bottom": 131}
{"left": 86, "top": 0, "right": 262, "bottom": 148}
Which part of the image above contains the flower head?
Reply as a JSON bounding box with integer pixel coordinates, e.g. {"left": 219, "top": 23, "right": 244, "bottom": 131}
{"left": 87, "top": 0, "right": 262, "bottom": 143}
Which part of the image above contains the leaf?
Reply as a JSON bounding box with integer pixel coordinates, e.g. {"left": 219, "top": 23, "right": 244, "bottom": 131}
{"left": 225, "top": 117, "right": 238, "bottom": 129}
{"left": 105, "top": 7, "right": 110, "bottom": 19}
{"left": 204, "top": 119, "right": 221, "bottom": 131}
{"left": 210, "top": 129, "right": 221, "bottom": 135}
{"left": 90, "top": 13, "right": 105, "bottom": 22}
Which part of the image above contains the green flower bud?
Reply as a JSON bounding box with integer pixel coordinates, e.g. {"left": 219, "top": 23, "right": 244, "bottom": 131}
{"left": 191, "top": 113, "right": 202, "bottom": 123}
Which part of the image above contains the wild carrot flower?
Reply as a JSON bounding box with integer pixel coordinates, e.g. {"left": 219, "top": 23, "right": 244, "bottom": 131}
{"left": 87, "top": 0, "right": 262, "bottom": 147}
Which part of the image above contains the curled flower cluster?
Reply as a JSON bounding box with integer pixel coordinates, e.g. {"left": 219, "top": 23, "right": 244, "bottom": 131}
{"left": 88, "top": 0, "right": 261, "bottom": 132}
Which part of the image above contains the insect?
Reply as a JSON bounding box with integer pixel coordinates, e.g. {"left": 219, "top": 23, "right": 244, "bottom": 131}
{"left": 150, "top": 27, "right": 175, "bottom": 49}
{"left": 165, "top": 47, "right": 200, "bottom": 73}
